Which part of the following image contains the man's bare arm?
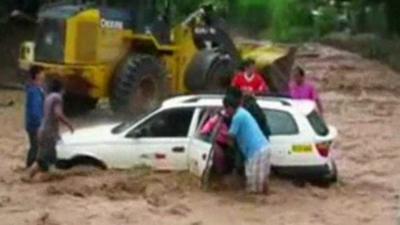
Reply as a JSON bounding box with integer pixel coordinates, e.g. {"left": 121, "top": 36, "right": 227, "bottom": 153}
{"left": 55, "top": 104, "right": 74, "bottom": 133}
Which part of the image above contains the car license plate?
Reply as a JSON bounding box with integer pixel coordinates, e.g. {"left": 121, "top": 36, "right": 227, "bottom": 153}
{"left": 292, "top": 145, "right": 312, "bottom": 153}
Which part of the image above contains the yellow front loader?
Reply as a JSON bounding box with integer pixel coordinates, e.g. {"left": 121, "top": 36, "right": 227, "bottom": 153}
{"left": 19, "top": 1, "right": 295, "bottom": 116}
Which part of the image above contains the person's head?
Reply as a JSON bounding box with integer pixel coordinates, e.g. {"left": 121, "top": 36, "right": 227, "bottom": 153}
{"left": 47, "top": 79, "right": 63, "bottom": 94}
{"left": 226, "top": 86, "right": 242, "bottom": 100}
{"left": 236, "top": 60, "right": 246, "bottom": 72}
{"left": 293, "top": 66, "right": 305, "bottom": 85}
{"left": 242, "top": 94, "right": 256, "bottom": 107}
{"left": 223, "top": 93, "right": 241, "bottom": 117}
{"left": 29, "top": 65, "right": 44, "bottom": 84}
{"left": 243, "top": 59, "right": 256, "bottom": 76}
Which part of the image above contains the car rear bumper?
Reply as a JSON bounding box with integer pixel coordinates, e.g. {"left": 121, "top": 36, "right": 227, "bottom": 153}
{"left": 273, "top": 160, "right": 336, "bottom": 180}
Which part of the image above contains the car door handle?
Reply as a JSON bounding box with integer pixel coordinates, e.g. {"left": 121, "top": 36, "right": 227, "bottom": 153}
{"left": 172, "top": 147, "right": 185, "bottom": 153}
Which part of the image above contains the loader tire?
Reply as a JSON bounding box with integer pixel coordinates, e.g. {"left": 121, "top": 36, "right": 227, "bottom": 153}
{"left": 185, "top": 49, "right": 235, "bottom": 93}
{"left": 111, "top": 54, "right": 168, "bottom": 116}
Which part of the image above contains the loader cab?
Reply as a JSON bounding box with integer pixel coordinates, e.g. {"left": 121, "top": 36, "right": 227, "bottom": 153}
{"left": 35, "top": 4, "right": 134, "bottom": 64}
{"left": 33, "top": 1, "right": 173, "bottom": 64}
{"left": 35, "top": 5, "right": 82, "bottom": 63}
{"left": 110, "top": 0, "right": 172, "bottom": 44}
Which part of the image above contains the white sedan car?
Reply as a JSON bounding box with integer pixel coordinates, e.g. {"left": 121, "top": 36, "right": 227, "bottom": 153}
{"left": 57, "top": 95, "right": 338, "bottom": 182}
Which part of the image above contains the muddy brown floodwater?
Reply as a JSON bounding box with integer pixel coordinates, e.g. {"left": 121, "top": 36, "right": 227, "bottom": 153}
{"left": 0, "top": 44, "right": 399, "bottom": 225}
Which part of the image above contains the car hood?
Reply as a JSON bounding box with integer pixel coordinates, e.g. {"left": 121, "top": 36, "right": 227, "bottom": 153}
{"left": 60, "top": 123, "right": 119, "bottom": 145}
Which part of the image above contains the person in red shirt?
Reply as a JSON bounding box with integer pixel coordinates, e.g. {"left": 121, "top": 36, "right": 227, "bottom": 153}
{"left": 231, "top": 59, "right": 269, "bottom": 96}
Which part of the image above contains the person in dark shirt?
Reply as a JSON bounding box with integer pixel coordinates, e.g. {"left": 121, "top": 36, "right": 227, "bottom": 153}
{"left": 25, "top": 66, "right": 45, "bottom": 168}
{"left": 226, "top": 87, "right": 271, "bottom": 139}
{"left": 242, "top": 95, "right": 271, "bottom": 140}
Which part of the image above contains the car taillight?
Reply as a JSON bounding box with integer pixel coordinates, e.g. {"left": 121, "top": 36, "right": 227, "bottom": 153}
{"left": 316, "top": 141, "right": 332, "bottom": 157}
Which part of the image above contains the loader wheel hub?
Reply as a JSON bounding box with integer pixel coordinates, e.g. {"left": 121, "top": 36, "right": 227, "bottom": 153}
{"left": 130, "top": 76, "right": 156, "bottom": 112}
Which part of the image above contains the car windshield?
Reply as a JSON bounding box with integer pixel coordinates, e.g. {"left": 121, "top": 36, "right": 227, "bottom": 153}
{"left": 307, "top": 110, "right": 329, "bottom": 136}
{"left": 111, "top": 114, "right": 148, "bottom": 134}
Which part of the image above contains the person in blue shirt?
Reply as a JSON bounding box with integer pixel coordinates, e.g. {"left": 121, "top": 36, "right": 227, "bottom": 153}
{"left": 25, "top": 66, "right": 45, "bottom": 168}
{"left": 224, "top": 94, "right": 271, "bottom": 194}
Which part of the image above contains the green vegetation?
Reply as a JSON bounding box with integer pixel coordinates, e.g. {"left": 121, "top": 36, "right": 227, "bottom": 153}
{"left": 268, "top": 0, "right": 313, "bottom": 42}
{"left": 1, "top": 0, "right": 399, "bottom": 42}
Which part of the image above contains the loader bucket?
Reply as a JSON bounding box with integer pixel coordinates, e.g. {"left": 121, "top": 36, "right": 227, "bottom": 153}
{"left": 239, "top": 42, "right": 297, "bottom": 94}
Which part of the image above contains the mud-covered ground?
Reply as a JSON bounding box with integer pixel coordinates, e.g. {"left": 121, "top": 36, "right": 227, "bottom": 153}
{"left": 0, "top": 44, "right": 399, "bottom": 225}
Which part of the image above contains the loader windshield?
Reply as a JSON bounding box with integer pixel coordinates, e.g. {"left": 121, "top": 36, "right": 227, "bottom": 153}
{"left": 39, "top": 5, "right": 84, "bottom": 19}
{"left": 110, "top": 0, "right": 161, "bottom": 32}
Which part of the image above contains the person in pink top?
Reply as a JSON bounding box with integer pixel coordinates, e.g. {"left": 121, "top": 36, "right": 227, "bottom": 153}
{"left": 200, "top": 110, "right": 231, "bottom": 175}
{"left": 201, "top": 113, "right": 230, "bottom": 145}
{"left": 289, "top": 66, "right": 324, "bottom": 114}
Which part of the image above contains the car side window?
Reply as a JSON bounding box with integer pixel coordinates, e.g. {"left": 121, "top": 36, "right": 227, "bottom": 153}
{"left": 264, "top": 109, "right": 299, "bottom": 135}
{"left": 128, "top": 108, "right": 195, "bottom": 138}
{"left": 307, "top": 110, "right": 329, "bottom": 136}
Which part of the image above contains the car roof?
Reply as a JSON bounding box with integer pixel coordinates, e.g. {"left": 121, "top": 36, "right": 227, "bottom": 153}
{"left": 161, "top": 95, "right": 316, "bottom": 115}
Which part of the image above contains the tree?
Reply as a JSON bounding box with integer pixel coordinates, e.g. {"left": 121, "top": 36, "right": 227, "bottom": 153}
{"left": 384, "top": 0, "right": 400, "bottom": 35}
